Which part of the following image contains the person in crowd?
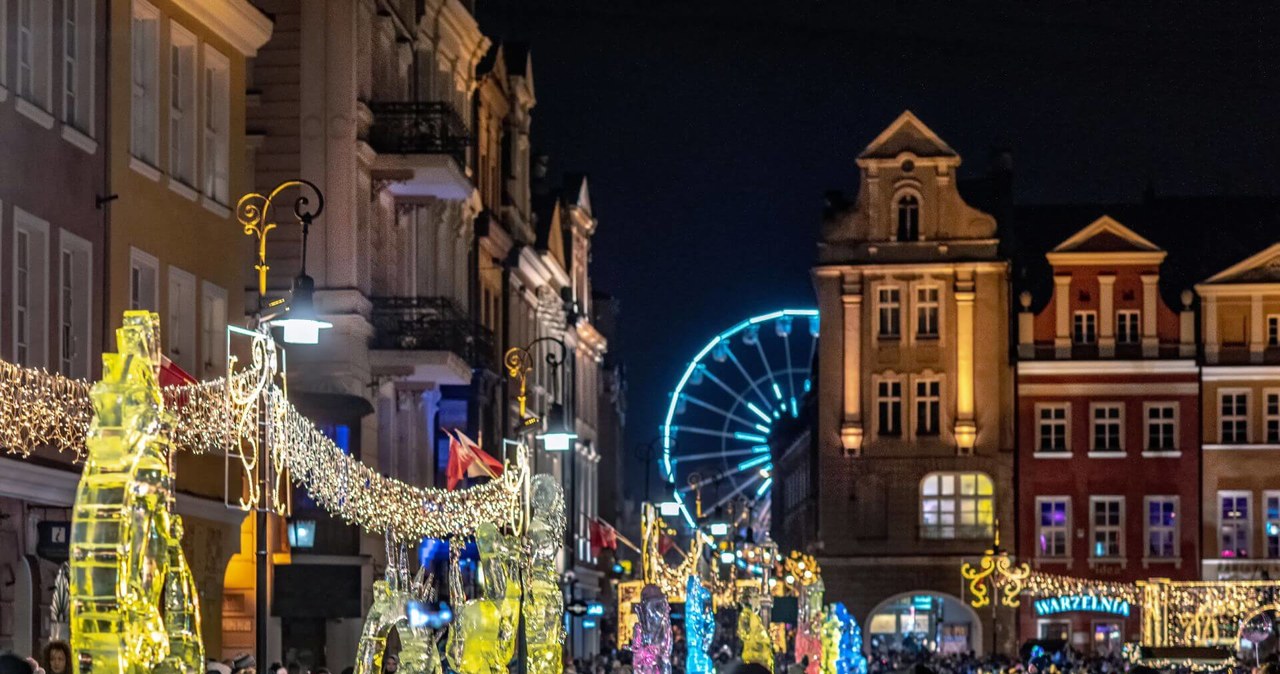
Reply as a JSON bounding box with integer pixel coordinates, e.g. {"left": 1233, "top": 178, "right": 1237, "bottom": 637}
{"left": 382, "top": 654, "right": 398, "bottom": 674}
{"left": 0, "top": 653, "right": 33, "bottom": 674}
{"left": 40, "top": 641, "right": 69, "bottom": 674}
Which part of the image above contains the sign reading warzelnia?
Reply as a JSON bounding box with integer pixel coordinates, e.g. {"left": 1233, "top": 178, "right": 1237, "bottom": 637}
{"left": 1033, "top": 595, "right": 1131, "bottom": 617}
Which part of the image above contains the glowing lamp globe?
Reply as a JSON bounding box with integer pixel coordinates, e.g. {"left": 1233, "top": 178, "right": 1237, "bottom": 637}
{"left": 536, "top": 403, "right": 577, "bottom": 452}
{"left": 272, "top": 274, "right": 332, "bottom": 345}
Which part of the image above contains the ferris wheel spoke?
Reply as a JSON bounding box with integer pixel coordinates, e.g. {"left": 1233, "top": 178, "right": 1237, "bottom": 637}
{"left": 724, "top": 346, "right": 775, "bottom": 413}
{"left": 701, "top": 368, "right": 778, "bottom": 419}
{"left": 674, "top": 446, "right": 770, "bottom": 464}
{"left": 672, "top": 426, "right": 769, "bottom": 443}
{"left": 678, "top": 456, "right": 771, "bottom": 494}
{"left": 706, "top": 473, "right": 764, "bottom": 513}
{"left": 782, "top": 332, "right": 797, "bottom": 407}
{"left": 679, "top": 393, "right": 770, "bottom": 432}
{"left": 752, "top": 338, "right": 785, "bottom": 406}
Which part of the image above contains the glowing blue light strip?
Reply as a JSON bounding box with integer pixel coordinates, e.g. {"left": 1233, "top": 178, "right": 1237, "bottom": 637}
{"left": 752, "top": 445, "right": 770, "bottom": 453}
{"left": 660, "top": 308, "right": 817, "bottom": 528}
{"left": 746, "top": 402, "right": 772, "bottom": 423}
{"left": 756, "top": 478, "right": 773, "bottom": 498}
{"left": 733, "top": 432, "right": 768, "bottom": 443}
{"left": 804, "top": 378, "right": 812, "bottom": 392}
{"left": 754, "top": 424, "right": 771, "bottom": 434}
{"left": 737, "top": 455, "right": 771, "bottom": 471}
{"left": 772, "top": 383, "right": 783, "bottom": 400}
{"left": 791, "top": 397, "right": 799, "bottom": 418}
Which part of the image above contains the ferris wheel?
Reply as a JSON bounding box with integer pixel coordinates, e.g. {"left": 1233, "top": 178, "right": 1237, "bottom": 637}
{"left": 660, "top": 309, "right": 820, "bottom": 530}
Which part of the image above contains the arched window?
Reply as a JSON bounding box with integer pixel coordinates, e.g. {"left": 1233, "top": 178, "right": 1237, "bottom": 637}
{"left": 920, "top": 472, "right": 994, "bottom": 539}
{"left": 896, "top": 194, "right": 920, "bottom": 241}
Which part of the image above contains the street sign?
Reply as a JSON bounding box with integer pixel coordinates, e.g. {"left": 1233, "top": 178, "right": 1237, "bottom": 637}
{"left": 37, "top": 521, "right": 71, "bottom": 562}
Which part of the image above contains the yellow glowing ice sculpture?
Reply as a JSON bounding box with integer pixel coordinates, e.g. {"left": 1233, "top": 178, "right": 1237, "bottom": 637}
{"left": 447, "top": 523, "right": 522, "bottom": 674}
{"left": 70, "top": 311, "right": 205, "bottom": 674}
{"left": 738, "top": 587, "right": 774, "bottom": 673}
{"left": 524, "top": 475, "right": 566, "bottom": 674}
{"left": 398, "top": 566, "right": 445, "bottom": 674}
{"left": 355, "top": 540, "right": 443, "bottom": 674}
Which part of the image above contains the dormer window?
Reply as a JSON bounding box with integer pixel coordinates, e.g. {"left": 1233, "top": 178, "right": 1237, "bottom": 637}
{"left": 896, "top": 194, "right": 920, "bottom": 241}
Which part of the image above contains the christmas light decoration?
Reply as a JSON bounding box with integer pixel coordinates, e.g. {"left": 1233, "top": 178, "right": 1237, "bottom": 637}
{"left": 738, "top": 586, "right": 774, "bottom": 673}
{"left": 641, "top": 503, "right": 706, "bottom": 601}
{"left": 525, "top": 475, "right": 567, "bottom": 674}
{"left": 0, "top": 352, "right": 525, "bottom": 541}
{"left": 1022, "top": 571, "right": 1140, "bottom": 604}
{"left": 795, "top": 579, "right": 824, "bottom": 674}
{"left": 959, "top": 526, "right": 1030, "bottom": 608}
{"left": 685, "top": 576, "right": 714, "bottom": 674}
{"left": 69, "top": 311, "right": 205, "bottom": 674}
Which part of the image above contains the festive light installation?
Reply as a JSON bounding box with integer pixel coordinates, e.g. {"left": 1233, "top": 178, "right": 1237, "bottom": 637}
{"left": 0, "top": 353, "right": 525, "bottom": 541}
{"left": 685, "top": 576, "right": 714, "bottom": 674}
{"left": 448, "top": 523, "right": 522, "bottom": 674}
{"left": 69, "top": 311, "right": 205, "bottom": 674}
{"left": 631, "top": 584, "right": 673, "bottom": 674}
{"left": 1023, "top": 571, "right": 1140, "bottom": 604}
{"left": 355, "top": 541, "right": 438, "bottom": 674}
{"left": 959, "top": 526, "right": 1030, "bottom": 608}
{"left": 822, "top": 604, "right": 864, "bottom": 674}
{"left": 795, "top": 579, "right": 825, "bottom": 674}
{"left": 641, "top": 503, "right": 705, "bottom": 601}
{"left": 524, "top": 475, "right": 567, "bottom": 674}
{"left": 738, "top": 586, "right": 775, "bottom": 673}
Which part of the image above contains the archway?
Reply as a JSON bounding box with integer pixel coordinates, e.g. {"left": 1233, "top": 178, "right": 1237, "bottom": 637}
{"left": 865, "top": 591, "right": 984, "bottom": 657}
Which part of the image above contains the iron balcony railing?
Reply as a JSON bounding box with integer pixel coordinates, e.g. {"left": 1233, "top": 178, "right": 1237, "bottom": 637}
{"left": 367, "top": 101, "right": 470, "bottom": 168}
{"left": 370, "top": 296, "right": 494, "bottom": 370}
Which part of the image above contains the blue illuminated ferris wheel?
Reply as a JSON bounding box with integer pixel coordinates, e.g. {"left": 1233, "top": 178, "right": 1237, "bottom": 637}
{"left": 660, "top": 308, "right": 819, "bottom": 530}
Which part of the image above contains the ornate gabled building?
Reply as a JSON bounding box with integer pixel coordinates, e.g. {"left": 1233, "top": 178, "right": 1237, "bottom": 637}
{"left": 1196, "top": 244, "right": 1280, "bottom": 581}
{"left": 812, "top": 111, "right": 1014, "bottom": 654}
{"left": 1014, "top": 215, "right": 1199, "bottom": 649}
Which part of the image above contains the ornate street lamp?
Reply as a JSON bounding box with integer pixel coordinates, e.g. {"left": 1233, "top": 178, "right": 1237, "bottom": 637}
{"left": 960, "top": 522, "right": 1031, "bottom": 609}
{"left": 237, "top": 179, "right": 333, "bottom": 344}
{"left": 504, "top": 337, "right": 577, "bottom": 451}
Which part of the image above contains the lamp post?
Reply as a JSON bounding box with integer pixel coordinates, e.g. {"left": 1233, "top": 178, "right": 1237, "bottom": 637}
{"left": 959, "top": 522, "right": 1030, "bottom": 655}
{"left": 236, "top": 179, "right": 331, "bottom": 667}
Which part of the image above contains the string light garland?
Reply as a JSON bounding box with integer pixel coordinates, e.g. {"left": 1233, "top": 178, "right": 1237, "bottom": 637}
{"left": 0, "top": 356, "right": 523, "bottom": 541}
{"left": 1021, "top": 571, "right": 1141, "bottom": 604}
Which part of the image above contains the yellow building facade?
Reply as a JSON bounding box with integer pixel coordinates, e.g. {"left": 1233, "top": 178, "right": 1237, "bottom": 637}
{"left": 1196, "top": 243, "right": 1280, "bottom": 581}
{"left": 106, "top": 0, "right": 271, "bottom": 657}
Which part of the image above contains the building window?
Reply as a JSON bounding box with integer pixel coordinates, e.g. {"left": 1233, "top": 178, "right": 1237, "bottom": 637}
{"left": 1036, "top": 497, "right": 1070, "bottom": 559}
{"left": 1267, "top": 391, "right": 1280, "bottom": 444}
{"left": 896, "top": 194, "right": 919, "bottom": 241}
{"left": 1073, "top": 311, "right": 1097, "bottom": 345}
{"left": 1090, "top": 497, "right": 1124, "bottom": 559}
{"left": 877, "top": 379, "right": 902, "bottom": 436}
{"left": 915, "top": 286, "right": 939, "bottom": 339}
{"left": 130, "top": 0, "right": 160, "bottom": 165}
{"left": 129, "top": 247, "right": 159, "bottom": 312}
{"left": 1037, "top": 404, "right": 1070, "bottom": 453}
{"left": 1091, "top": 404, "right": 1123, "bottom": 453}
{"left": 202, "top": 46, "right": 231, "bottom": 205}
{"left": 59, "top": 230, "right": 92, "bottom": 378}
{"left": 1145, "top": 496, "right": 1178, "bottom": 560}
{"left": 13, "top": 210, "right": 49, "bottom": 368}
{"left": 1145, "top": 403, "right": 1178, "bottom": 451}
{"left": 1220, "top": 390, "right": 1249, "bottom": 444}
{"left": 62, "top": 0, "right": 93, "bottom": 132}
{"left": 920, "top": 472, "right": 994, "bottom": 540}
{"left": 1267, "top": 493, "right": 1280, "bottom": 559}
{"left": 1039, "top": 621, "right": 1071, "bottom": 641}
{"left": 169, "top": 23, "right": 197, "bottom": 186}
{"left": 877, "top": 287, "right": 901, "bottom": 339}
{"left": 17, "top": 0, "right": 51, "bottom": 109}
{"left": 200, "top": 282, "right": 227, "bottom": 376}
{"left": 1269, "top": 315, "right": 1280, "bottom": 347}
{"left": 1220, "top": 492, "right": 1251, "bottom": 558}
{"left": 167, "top": 268, "right": 196, "bottom": 373}
{"left": 915, "top": 378, "right": 940, "bottom": 436}
{"left": 1116, "top": 310, "right": 1140, "bottom": 345}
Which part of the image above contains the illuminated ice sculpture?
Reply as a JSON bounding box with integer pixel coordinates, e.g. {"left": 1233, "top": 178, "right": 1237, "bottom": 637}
{"left": 631, "top": 584, "right": 673, "bottom": 674}
{"left": 684, "top": 576, "right": 714, "bottom": 674}
{"left": 447, "top": 523, "right": 522, "bottom": 674}
{"left": 524, "top": 475, "right": 567, "bottom": 674}
{"left": 69, "top": 311, "right": 205, "bottom": 674}
{"left": 795, "top": 579, "right": 825, "bottom": 674}
{"left": 737, "top": 587, "right": 774, "bottom": 673}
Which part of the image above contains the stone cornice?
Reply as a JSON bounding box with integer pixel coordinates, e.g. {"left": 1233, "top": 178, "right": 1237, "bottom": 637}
{"left": 172, "top": 0, "right": 272, "bottom": 57}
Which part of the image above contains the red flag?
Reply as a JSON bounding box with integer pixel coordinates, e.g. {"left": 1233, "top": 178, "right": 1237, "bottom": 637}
{"left": 589, "top": 518, "right": 619, "bottom": 556}
{"left": 445, "top": 429, "right": 504, "bottom": 490}
{"left": 159, "top": 356, "right": 198, "bottom": 409}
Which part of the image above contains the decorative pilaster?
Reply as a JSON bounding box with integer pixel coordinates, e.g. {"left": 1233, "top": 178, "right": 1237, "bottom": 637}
{"left": 840, "top": 274, "right": 863, "bottom": 456}
{"left": 1179, "top": 290, "right": 1196, "bottom": 358}
{"left": 1017, "top": 292, "right": 1035, "bottom": 359}
{"left": 1141, "top": 274, "right": 1159, "bottom": 357}
{"left": 1204, "top": 296, "right": 1220, "bottom": 363}
{"left": 954, "top": 274, "right": 977, "bottom": 454}
{"left": 1098, "top": 274, "right": 1116, "bottom": 357}
{"left": 1054, "top": 275, "right": 1071, "bottom": 358}
{"left": 1251, "top": 293, "right": 1265, "bottom": 363}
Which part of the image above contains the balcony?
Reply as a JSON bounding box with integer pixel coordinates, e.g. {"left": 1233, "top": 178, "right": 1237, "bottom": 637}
{"left": 368, "top": 102, "right": 474, "bottom": 201}
{"left": 369, "top": 297, "right": 494, "bottom": 385}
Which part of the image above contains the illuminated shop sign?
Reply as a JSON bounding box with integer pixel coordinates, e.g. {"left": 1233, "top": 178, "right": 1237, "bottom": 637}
{"left": 1032, "top": 595, "right": 1131, "bottom": 617}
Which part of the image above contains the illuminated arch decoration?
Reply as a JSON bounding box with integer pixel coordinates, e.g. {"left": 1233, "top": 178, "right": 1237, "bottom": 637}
{"left": 69, "top": 311, "right": 204, "bottom": 674}
{"left": 661, "top": 309, "right": 819, "bottom": 530}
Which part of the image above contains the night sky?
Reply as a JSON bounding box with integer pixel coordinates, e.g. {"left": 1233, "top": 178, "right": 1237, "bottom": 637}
{"left": 477, "top": 0, "right": 1280, "bottom": 491}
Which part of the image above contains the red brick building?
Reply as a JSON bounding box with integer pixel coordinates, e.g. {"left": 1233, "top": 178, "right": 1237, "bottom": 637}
{"left": 1014, "top": 216, "right": 1199, "bottom": 652}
